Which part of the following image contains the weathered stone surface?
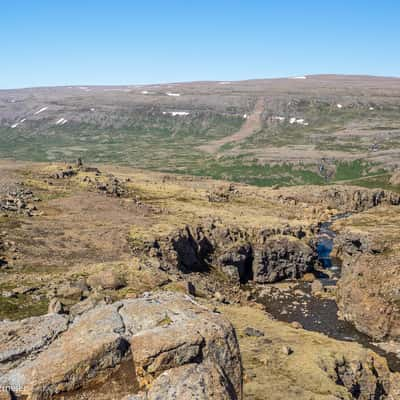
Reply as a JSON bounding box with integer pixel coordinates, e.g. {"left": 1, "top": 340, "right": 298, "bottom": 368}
{"left": 87, "top": 270, "right": 126, "bottom": 290}
{"left": 123, "top": 363, "right": 239, "bottom": 400}
{"left": 145, "top": 362, "right": 238, "bottom": 400}
{"left": 311, "top": 279, "right": 324, "bottom": 295}
{"left": 68, "top": 296, "right": 102, "bottom": 317}
{"left": 56, "top": 282, "right": 84, "bottom": 302}
{"left": 337, "top": 253, "right": 400, "bottom": 340}
{"left": 121, "top": 293, "right": 242, "bottom": 396}
{"left": 334, "top": 208, "right": 400, "bottom": 341}
{"left": 328, "top": 355, "right": 395, "bottom": 400}
{"left": 217, "top": 244, "right": 253, "bottom": 283}
{"left": 131, "top": 324, "right": 204, "bottom": 385}
{"left": 0, "top": 292, "right": 242, "bottom": 400}
{"left": 253, "top": 237, "right": 315, "bottom": 283}
{"left": 0, "top": 314, "right": 68, "bottom": 373}
{"left": 0, "top": 304, "right": 128, "bottom": 398}
{"left": 244, "top": 327, "right": 264, "bottom": 337}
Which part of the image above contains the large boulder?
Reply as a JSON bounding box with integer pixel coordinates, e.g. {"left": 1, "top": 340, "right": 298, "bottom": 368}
{"left": 0, "top": 292, "right": 242, "bottom": 400}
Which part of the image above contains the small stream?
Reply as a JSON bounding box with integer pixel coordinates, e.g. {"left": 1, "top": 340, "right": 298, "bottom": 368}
{"left": 257, "top": 214, "right": 400, "bottom": 372}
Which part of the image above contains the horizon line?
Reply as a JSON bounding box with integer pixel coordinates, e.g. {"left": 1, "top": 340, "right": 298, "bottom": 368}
{"left": 2, "top": 73, "right": 400, "bottom": 91}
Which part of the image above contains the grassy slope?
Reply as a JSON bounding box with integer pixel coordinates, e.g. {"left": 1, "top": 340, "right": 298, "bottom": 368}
{"left": 1, "top": 78, "right": 400, "bottom": 187}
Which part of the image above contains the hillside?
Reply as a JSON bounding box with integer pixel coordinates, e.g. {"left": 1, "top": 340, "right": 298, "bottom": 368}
{"left": 1, "top": 75, "right": 400, "bottom": 187}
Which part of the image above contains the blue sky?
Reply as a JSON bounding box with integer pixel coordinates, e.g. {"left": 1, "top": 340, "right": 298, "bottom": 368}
{"left": 1, "top": 1, "right": 399, "bottom": 89}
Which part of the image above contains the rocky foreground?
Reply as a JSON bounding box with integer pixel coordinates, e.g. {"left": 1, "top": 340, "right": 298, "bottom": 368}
{"left": 1, "top": 161, "right": 400, "bottom": 399}
{"left": 0, "top": 292, "right": 242, "bottom": 400}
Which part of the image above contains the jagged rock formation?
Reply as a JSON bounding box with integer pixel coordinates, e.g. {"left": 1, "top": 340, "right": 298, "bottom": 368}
{"left": 253, "top": 237, "right": 315, "bottom": 283}
{"left": 320, "top": 347, "right": 399, "bottom": 399}
{"left": 333, "top": 208, "right": 400, "bottom": 341}
{"left": 277, "top": 186, "right": 400, "bottom": 213}
{"left": 144, "top": 223, "right": 316, "bottom": 284}
{"left": 0, "top": 292, "right": 242, "bottom": 400}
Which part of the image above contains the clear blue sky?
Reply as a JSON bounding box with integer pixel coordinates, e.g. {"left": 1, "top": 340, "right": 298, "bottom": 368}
{"left": 1, "top": 0, "right": 399, "bottom": 89}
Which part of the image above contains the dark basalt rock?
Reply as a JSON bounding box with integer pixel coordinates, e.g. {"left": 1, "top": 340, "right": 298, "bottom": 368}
{"left": 253, "top": 237, "right": 316, "bottom": 283}
{"left": 142, "top": 223, "right": 317, "bottom": 284}
{"left": 218, "top": 244, "right": 253, "bottom": 283}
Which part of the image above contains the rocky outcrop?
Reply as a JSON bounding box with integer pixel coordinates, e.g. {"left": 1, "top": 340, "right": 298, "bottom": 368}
{"left": 51, "top": 165, "right": 78, "bottom": 179}
{"left": 0, "top": 292, "right": 242, "bottom": 400}
{"left": 336, "top": 253, "right": 400, "bottom": 340}
{"left": 253, "top": 237, "right": 315, "bottom": 283}
{"left": 207, "top": 184, "right": 239, "bottom": 203}
{"left": 333, "top": 206, "right": 400, "bottom": 342}
{"left": 93, "top": 175, "right": 127, "bottom": 197}
{"left": 320, "top": 350, "right": 400, "bottom": 400}
{"left": 277, "top": 186, "right": 400, "bottom": 213}
{"left": 224, "top": 304, "right": 400, "bottom": 400}
{"left": 143, "top": 223, "right": 317, "bottom": 284}
{"left": 333, "top": 231, "right": 385, "bottom": 257}
{"left": 128, "top": 362, "right": 238, "bottom": 400}
{"left": 0, "top": 187, "right": 39, "bottom": 216}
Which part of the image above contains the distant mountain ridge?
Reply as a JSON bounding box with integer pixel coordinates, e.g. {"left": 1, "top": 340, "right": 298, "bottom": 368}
{"left": 1, "top": 74, "right": 400, "bottom": 188}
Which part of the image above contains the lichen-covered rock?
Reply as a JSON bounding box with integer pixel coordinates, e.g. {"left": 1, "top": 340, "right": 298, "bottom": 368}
{"left": 0, "top": 292, "right": 242, "bottom": 400}
{"left": 0, "top": 303, "right": 128, "bottom": 398}
{"left": 145, "top": 362, "right": 238, "bottom": 400}
{"left": 329, "top": 355, "right": 395, "bottom": 400}
{"left": 0, "top": 314, "right": 69, "bottom": 373}
{"left": 337, "top": 253, "right": 400, "bottom": 340}
{"left": 334, "top": 208, "right": 400, "bottom": 341}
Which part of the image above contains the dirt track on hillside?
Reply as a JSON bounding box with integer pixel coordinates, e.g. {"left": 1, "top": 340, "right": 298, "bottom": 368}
{"left": 198, "top": 98, "right": 264, "bottom": 153}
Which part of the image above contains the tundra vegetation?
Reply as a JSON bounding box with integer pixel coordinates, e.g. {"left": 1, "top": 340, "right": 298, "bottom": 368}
{"left": 1, "top": 75, "right": 400, "bottom": 399}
